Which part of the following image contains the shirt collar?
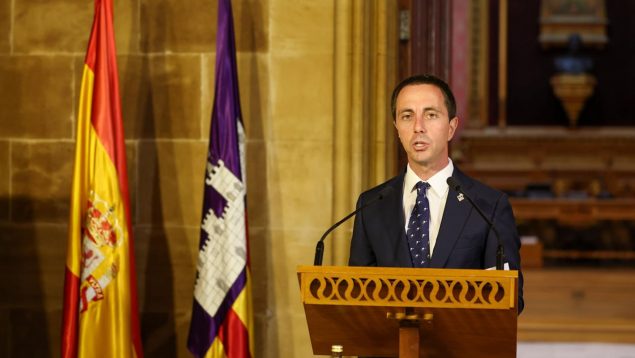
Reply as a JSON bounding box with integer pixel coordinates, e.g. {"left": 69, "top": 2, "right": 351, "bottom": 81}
{"left": 404, "top": 159, "right": 455, "bottom": 197}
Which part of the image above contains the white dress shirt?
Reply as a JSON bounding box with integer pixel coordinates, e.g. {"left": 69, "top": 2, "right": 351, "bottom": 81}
{"left": 402, "top": 159, "right": 454, "bottom": 255}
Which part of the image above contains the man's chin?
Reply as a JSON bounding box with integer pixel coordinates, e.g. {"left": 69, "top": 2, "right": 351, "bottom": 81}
{"left": 408, "top": 157, "right": 430, "bottom": 168}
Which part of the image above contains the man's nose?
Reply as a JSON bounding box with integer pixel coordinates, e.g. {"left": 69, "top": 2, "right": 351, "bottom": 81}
{"left": 413, "top": 114, "right": 426, "bottom": 132}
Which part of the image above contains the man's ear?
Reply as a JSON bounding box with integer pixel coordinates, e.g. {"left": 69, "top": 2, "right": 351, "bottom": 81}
{"left": 448, "top": 116, "right": 459, "bottom": 140}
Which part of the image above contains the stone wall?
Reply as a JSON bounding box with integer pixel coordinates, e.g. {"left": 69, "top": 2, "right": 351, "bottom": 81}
{"left": 0, "top": 0, "right": 334, "bottom": 356}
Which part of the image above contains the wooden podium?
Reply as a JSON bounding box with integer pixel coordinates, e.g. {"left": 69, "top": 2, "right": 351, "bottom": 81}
{"left": 298, "top": 266, "right": 519, "bottom": 357}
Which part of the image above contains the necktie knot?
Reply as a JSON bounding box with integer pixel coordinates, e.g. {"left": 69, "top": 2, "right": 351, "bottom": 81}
{"left": 415, "top": 181, "right": 430, "bottom": 197}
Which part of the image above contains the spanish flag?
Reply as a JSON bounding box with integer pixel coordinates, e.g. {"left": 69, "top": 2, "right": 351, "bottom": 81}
{"left": 61, "top": 0, "right": 142, "bottom": 357}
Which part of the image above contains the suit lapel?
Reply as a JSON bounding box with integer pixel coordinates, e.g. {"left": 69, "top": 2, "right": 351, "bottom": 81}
{"left": 430, "top": 169, "right": 474, "bottom": 268}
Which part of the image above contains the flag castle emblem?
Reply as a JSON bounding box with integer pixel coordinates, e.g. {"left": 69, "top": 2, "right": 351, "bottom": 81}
{"left": 194, "top": 157, "right": 247, "bottom": 315}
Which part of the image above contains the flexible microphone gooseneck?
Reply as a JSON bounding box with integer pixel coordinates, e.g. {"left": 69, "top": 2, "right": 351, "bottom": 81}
{"left": 314, "top": 186, "right": 395, "bottom": 266}
{"left": 446, "top": 177, "right": 505, "bottom": 270}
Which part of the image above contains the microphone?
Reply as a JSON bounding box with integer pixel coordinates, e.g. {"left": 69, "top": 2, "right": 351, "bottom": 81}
{"left": 314, "top": 186, "right": 395, "bottom": 266}
{"left": 446, "top": 177, "right": 505, "bottom": 270}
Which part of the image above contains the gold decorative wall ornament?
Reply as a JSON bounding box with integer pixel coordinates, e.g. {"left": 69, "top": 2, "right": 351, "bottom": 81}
{"left": 539, "top": 0, "right": 608, "bottom": 48}
{"left": 550, "top": 73, "right": 596, "bottom": 127}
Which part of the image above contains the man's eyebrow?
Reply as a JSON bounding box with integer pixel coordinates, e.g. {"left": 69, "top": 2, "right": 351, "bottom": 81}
{"left": 397, "top": 108, "right": 414, "bottom": 115}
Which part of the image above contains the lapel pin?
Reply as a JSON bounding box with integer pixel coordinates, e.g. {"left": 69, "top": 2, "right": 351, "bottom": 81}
{"left": 457, "top": 193, "right": 464, "bottom": 202}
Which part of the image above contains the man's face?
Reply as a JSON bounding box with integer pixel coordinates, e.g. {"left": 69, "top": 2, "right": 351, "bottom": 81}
{"left": 394, "top": 84, "right": 458, "bottom": 176}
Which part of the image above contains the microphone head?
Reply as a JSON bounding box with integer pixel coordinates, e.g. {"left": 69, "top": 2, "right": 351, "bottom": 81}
{"left": 447, "top": 176, "right": 461, "bottom": 191}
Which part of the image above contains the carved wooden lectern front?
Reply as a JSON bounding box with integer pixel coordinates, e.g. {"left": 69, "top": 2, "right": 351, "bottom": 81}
{"left": 298, "top": 266, "right": 519, "bottom": 358}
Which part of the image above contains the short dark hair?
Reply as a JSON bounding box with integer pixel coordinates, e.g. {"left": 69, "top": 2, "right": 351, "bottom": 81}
{"left": 390, "top": 74, "right": 457, "bottom": 120}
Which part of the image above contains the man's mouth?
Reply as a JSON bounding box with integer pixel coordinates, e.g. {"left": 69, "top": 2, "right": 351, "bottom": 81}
{"left": 412, "top": 139, "right": 429, "bottom": 150}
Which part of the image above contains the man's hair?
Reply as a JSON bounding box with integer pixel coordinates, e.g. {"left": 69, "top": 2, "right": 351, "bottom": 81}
{"left": 390, "top": 74, "right": 457, "bottom": 120}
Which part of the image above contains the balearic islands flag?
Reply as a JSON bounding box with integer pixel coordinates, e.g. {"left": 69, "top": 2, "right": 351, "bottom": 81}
{"left": 61, "top": 0, "right": 143, "bottom": 357}
{"left": 187, "top": 0, "right": 254, "bottom": 357}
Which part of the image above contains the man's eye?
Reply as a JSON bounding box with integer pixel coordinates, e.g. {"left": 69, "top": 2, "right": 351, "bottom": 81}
{"left": 426, "top": 112, "right": 439, "bottom": 119}
{"left": 400, "top": 114, "right": 412, "bottom": 121}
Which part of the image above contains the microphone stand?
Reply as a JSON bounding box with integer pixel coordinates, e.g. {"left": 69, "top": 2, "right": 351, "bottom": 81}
{"left": 314, "top": 187, "right": 394, "bottom": 266}
{"left": 447, "top": 177, "right": 505, "bottom": 270}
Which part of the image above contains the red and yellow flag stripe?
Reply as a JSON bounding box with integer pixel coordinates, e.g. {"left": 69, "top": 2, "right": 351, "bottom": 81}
{"left": 62, "top": 0, "right": 142, "bottom": 357}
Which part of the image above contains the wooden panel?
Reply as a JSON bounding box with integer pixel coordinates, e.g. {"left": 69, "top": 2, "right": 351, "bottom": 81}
{"left": 457, "top": 127, "right": 635, "bottom": 262}
{"left": 457, "top": 127, "right": 635, "bottom": 197}
{"left": 520, "top": 241, "right": 543, "bottom": 268}
{"left": 518, "top": 268, "right": 635, "bottom": 343}
{"left": 511, "top": 198, "right": 635, "bottom": 223}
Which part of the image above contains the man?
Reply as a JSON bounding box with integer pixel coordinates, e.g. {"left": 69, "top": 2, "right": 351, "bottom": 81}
{"left": 348, "top": 74, "right": 524, "bottom": 313}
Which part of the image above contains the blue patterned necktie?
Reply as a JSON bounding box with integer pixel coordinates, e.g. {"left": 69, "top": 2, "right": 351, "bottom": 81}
{"left": 406, "top": 181, "right": 431, "bottom": 267}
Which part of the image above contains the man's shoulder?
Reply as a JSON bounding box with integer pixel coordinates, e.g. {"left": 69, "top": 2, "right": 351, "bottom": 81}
{"left": 359, "top": 173, "right": 404, "bottom": 199}
{"left": 454, "top": 167, "right": 506, "bottom": 200}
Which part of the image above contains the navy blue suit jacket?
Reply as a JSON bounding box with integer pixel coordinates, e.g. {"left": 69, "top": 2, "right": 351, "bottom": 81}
{"left": 348, "top": 167, "right": 524, "bottom": 313}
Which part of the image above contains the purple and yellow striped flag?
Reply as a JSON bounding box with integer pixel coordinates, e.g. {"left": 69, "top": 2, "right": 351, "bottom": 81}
{"left": 61, "top": 0, "right": 143, "bottom": 357}
{"left": 187, "top": 0, "right": 253, "bottom": 357}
